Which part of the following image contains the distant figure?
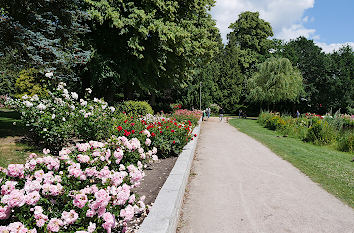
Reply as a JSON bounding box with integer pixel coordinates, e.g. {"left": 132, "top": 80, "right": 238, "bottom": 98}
{"left": 219, "top": 108, "right": 224, "bottom": 122}
{"left": 202, "top": 110, "right": 206, "bottom": 121}
{"left": 239, "top": 109, "right": 243, "bottom": 119}
{"left": 207, "top": 107, "right": 211, "bottom": 119}
{"left": 242, "top": 110, "right": 247, "bottom": 119}
{"left": 296, "top": 110, "right": 300, "bottom": 118}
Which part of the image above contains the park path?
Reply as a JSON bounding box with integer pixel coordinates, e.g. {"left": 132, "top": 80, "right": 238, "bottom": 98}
{"left": 177, "top": 117, "right": 354, "bottom": 233}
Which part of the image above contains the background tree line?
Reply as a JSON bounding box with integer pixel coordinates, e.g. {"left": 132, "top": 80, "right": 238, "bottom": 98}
{"left": 1, "top": 1, "right": 353, "bottom": 115}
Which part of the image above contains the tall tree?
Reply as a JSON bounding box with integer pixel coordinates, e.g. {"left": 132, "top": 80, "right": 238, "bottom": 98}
{"left": 83, "top": 0, "right": 220, "bottom": 102}
{"left": 247, "top": 57, "right": 303, "bottom": 108}
{"left": 218, "top": 11, "right": 273, "bottom": 113}
{"left": 279, "top": 37, "right": 331, "bottom": 113}
{"left": 0, "top": 0, "right": 91, "bottom": 82}
{"left": 328, "top": 45, "right": 354, "bottom": 113}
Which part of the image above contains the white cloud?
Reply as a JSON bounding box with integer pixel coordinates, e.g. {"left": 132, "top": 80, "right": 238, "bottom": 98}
{"left": 277, "top": 24, "right": 316, "bottom": 41}
{"left": 315, "top": 42, "right": 354, "bottom": 53}
{"left": 211, "top": 0, "right": 316, "bottom": 42}
{"left": 210, "top": 0, "right": 354, "bottom": 53}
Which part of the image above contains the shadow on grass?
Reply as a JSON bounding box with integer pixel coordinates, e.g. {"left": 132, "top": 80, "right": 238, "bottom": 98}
{"left": 0, "top": 109, "right": 27, "bottom": 138}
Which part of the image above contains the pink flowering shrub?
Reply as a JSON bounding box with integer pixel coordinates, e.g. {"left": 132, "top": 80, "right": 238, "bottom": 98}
{"left": 0, "top": 136, "right": 157, "bottom": 232}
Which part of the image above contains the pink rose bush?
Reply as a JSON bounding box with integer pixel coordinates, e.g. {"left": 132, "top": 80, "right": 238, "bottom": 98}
{"left": 0, "top": 136, "right": 156, "bottom": 232}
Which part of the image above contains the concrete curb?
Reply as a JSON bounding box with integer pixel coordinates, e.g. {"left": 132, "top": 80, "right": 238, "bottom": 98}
{"left": 138, "top": 119, "right": 202, "bottom": 233}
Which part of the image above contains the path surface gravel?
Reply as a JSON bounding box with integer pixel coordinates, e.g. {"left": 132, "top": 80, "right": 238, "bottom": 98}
{"left": 177, "top": 117, "right": 354, "bottom": 233}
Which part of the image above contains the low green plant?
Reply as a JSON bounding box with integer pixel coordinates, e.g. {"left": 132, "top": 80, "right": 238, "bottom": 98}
{"left": 14, "top": 68, "right": 48, "bottom": 98}
{"left": 305, "top": 119, "right": 337, "bottom": 145}
{"left": 336, "top": 131, "right": 354, "bottom": 153}
{"left": 116, "top": 101, "right": 153, "bottom": 116}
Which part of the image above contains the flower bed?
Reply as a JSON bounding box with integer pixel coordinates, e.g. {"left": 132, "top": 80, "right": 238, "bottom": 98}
{"left": 0, "top": 136, "right": 158, "bottom": 232}
{"left": 1, "top": 73, "right": 202, "bottom": 231}
{"left": 258, "top": 111, "right": 353, "bottom": 152}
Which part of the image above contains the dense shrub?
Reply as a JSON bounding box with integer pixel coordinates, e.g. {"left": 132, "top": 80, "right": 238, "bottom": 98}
{"left": 9, "top": 79, "right": 119, "bottom": 153}
{"left": 116, "top": 101, "right": 153, "bottom": 117}
{"left": 258, "top": 111, "right": 353, "bottom": 152}
{"left": 336, "top": 132, "right": 354, "bottom": 153}
{"left": 209, "top": 103, "right": 220, "bottom": 114}
{"left": 304, "top": 119, "right": 336, "bottom": 145}
{"left": 14, "top": 69, "right": 48, "bottom": 98}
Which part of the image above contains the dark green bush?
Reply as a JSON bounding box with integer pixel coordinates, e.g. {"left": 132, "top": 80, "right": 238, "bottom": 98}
{"left": 116, "top": 101, "right": 153, "bottom": 116}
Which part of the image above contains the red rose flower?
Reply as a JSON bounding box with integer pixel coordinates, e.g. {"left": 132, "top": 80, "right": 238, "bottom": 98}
{"left": 151, "top": 132, "right": 156, "bottom": 137}
{"left": 173, "top": 141, "right": 175, "bottom": 144}
{"left": 171, "top": 130, "right": 175, "bottom": 133}
{"left": 131, "top": 130, "right": 135, "bottom": 134}
{"left": 131, "top": 123, "right": 135, "bottom": 126}
{"left": 117, "top": 126, "right": 123, "bottom": 131}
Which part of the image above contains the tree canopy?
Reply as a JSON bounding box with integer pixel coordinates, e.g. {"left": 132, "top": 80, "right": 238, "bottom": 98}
{"left": 247, "top": 57, "right": 304, "bottom": 105}
{"left": 84, "top": 0, "right": 220, "bottom": 101}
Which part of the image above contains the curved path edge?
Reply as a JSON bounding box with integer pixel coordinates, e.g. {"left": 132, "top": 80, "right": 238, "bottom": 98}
{"left": 138, "top": 118, "right": 202, "bottom": 233}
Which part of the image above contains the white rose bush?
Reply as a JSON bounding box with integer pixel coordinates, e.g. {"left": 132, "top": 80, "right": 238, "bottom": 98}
{"left": 9, "top": 80, "right": 121, "bottom": 153}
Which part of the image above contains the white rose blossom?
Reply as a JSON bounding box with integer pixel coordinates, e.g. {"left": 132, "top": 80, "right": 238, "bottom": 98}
{"left": 23, "top": 101, "right": 33, "bottom": 108}
{"left": 37, "top": 103, "right": 46, "bottom": 111}
{"left": 71, "top": 92, "right": 78, "bottom": 100}
{"left": 45, "top": 72, "right": 53, "bottom": 78}
{"left": 85, "top": 88, "right": 92, "bottom": 94}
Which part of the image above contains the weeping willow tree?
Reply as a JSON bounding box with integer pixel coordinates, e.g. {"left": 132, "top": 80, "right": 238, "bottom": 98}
{"left": 247, "top": 57, "right": 304, "bottom": 109}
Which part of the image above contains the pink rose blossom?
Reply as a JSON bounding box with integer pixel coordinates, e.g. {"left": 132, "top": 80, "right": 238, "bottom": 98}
{"left": 6, "top": 164, "right": 24, "bottom": 178}
{"left": 120, "top": 204, "right": 135, "bottom": 221}
{"left": 73, "top": 193, "right": 88, "bottom": 208}
{"left": 102, "top": 212, "right": 115, "bottom": 232}
{"left": 47, "top": 218, "right": 63, "bottom": 232}
{"left": 61, "top": 210, "right": 78, "bottom": 225}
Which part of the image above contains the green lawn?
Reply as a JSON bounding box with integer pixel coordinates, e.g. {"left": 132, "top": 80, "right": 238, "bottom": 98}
{"left": 0, "top": 108, "right": 25, "bottom": 137}
{"left": 229, "top": 118, "right": 354, "bottom": 208}
{"left": 0, "top": 109, "right": 39, "bottom": 167}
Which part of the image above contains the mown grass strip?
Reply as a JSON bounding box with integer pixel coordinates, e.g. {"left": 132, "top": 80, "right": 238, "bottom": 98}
{"left": 229, "top": 118, "right": 354, "bottom": 208}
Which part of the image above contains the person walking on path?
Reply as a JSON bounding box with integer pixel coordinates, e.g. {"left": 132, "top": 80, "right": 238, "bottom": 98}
{"left": 207, "top": 107, "right": 211, "bottom": 119}
{"left": 239, "top": 109, "right": 243, "bottom": 119}
{"left": 178, "top": 120, "right": 354, "bottom": 233}
{"left": 218, "top": 107, "right": 224, "bottom": 122}
{"left": 296, "top": 110, "right": 300, "bottom": 118}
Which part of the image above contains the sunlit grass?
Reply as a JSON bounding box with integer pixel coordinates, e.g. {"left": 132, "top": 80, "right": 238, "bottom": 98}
{"left": 229, "top": 118, "right": 354, "bottom": 208}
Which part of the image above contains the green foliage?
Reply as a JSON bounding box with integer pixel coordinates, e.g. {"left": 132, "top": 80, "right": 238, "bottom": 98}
{"left": 278, "top": 37, "right": 331, "bottom": 113}
{"left": 258, "top": 111, "right": 353, "bottom": 150}
{"left": 0, "top": 51, "right": 20, "bottom": 95}
{"left": 328, "top": 46, "right": 354, "bottom": 113}
{"left": 247, "top": 57, "right": 304, "bottom": 105}
{"left": 336, "top": 132, "right": 354, "bottom": 153}
{"left": 84, "top": 0, "right": 220, "bottom": 100}
{"left": 214, "top": 11, "right": 274, "bottom": 113}
{"left": 116, "top": 101, "right": 153, "bottom": 117}
{"left": 305, "top": 119, "right": 336, "bottom": 145}
{"left": 14, "top": 68, "right": 48, "bottom": 98}
{"left": 209, "top": 103, "right": 221, "bottom": 114}
{"left": 0, "top": 0, "right": 91, "bottom": 81}
{"left": 228, "top": 11, "right": 273, "bottom": 57}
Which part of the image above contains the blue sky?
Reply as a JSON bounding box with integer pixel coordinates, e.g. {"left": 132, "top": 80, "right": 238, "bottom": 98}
{"left": 210, "top": 0, "right": 354, "bottom": 53}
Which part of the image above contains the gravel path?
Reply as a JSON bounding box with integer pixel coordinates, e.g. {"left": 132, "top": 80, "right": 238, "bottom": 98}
{"left": 178, "top": 118, "right": 354, "bottom": 233}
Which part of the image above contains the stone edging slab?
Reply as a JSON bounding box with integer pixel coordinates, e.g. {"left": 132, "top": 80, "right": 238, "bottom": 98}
{"left": 138, "top": 119, "right": 202, "bottom": 233}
